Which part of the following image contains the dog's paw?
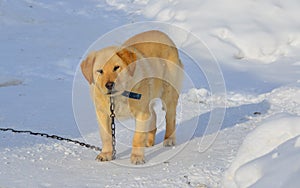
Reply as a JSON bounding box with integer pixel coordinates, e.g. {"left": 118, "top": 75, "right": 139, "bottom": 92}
{"left": 95, "top": 152, "right": 113, "bottom": 162}
{"left": 163, "top": 137, "right": 176, "bottom": 147}
{"left": 130, "top": 154, "right": 145, "bottom": 165}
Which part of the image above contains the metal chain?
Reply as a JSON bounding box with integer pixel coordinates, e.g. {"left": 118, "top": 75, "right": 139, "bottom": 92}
{"left": 0, "top": 97, "right": 117, "bottom": 159}
{"left": 110, "top": 96, "right": 117, "bottom": 160}
{"left": 0, "top": 127, "right": 102, "bottom": 152}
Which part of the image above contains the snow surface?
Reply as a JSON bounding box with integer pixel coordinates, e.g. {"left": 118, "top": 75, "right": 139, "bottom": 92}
{"left": 1, "top": 0, "right": 300, "bottom": 187}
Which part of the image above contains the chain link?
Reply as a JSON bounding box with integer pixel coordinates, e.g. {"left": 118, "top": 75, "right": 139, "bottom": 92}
{"left": 110, "top": 96, "right": 117, "bottom": 160}
{"left": 0, "top": 127, "right": 102, "bottom": 152}
{"left": 0, "top": 97, "right": 117, "bottom": 159}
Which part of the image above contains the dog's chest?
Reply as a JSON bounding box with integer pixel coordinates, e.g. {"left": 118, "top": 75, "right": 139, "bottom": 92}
{"left": 114, "top": 96, "right": 132, "bottom": 118}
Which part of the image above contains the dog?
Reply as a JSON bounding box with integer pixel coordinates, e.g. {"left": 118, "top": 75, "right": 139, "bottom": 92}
{"left": 81, "top": 30, "right": 183, "bottom": 164}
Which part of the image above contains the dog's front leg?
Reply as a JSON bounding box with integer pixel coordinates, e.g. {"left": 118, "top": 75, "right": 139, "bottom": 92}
{"left": 95, "top": 110, "right": 113, "bottom": 161}
{"left": 131, "top": 112, "right": 150, "bottom": 164}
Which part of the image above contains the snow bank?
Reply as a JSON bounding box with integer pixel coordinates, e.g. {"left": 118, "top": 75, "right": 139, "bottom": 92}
{"left": 223, "top": 113, "right": 300, "bottom": 187}
{"left": 107, "top": 0, "right": 300, "bottom": 65}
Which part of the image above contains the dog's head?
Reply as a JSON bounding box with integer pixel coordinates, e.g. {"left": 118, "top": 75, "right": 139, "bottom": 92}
{"left": 81, "top": 46, "right": 137, "bottom": 95}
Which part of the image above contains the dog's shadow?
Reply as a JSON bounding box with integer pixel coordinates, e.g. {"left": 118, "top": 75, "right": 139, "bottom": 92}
{"left": 117, "top": 99, "right": 270, "bottom": 161}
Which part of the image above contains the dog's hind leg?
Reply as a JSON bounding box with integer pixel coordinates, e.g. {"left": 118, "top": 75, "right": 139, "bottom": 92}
{"left": 162, "top": 85, "right": 179, "bottom": 146}
{"left": 146, "top": 103, "right": 157, "bottom": 147}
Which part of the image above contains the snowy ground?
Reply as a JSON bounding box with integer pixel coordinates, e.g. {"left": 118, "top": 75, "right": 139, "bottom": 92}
{"left": 1, "top": 0, "right": 300, "bottom": 187}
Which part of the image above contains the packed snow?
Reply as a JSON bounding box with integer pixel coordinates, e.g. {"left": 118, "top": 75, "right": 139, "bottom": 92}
{"left": 1, "top": 0, "right": 300, "bottom": 187}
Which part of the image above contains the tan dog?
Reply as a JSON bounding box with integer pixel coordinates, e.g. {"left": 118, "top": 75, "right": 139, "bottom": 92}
{"left": 81, "top": 30, "right": 183, "bottom": 164}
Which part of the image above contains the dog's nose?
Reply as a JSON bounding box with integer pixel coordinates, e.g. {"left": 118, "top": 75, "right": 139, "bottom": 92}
{"left": 105, "top": 82, "right": 115, "bottom": 90}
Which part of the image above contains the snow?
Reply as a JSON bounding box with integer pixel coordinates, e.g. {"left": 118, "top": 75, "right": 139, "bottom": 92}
{"left": 1, "top": 0, "right": 300, "bottom": 187}
{"left": 223, "top": 114, "right": 300, "bottom": 187}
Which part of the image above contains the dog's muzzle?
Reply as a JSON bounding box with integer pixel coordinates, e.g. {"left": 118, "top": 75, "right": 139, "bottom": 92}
{"left": 105, "top": 82, "right": 115, "bottom": 90}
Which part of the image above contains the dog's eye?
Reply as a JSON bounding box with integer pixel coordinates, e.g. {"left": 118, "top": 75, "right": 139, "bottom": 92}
{"left": 113, "top": 65, "right": 120, "bottom": 72}
{"left": 97, "top": 69, "right": 103, "bottom": 74}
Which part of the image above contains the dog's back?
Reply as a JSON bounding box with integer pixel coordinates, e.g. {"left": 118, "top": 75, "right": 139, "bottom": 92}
{"left": 123, "top": 30, "right": 183, "bottom": 68}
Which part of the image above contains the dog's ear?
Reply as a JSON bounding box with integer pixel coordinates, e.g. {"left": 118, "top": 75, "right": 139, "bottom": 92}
{"left": 116, "top": 48, "right": 137, "bottom": 76}
{"left": 81, "top": 51, "right": 96, "bottom": 84}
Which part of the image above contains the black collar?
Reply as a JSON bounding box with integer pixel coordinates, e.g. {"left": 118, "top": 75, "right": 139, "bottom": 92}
{"left": 121, "top": 91, "right": 142, "bottom": 100}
